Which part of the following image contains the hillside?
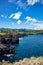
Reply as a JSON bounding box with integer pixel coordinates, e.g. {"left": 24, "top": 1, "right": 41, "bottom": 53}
{"left": 0, "top": 28, "right": 43, "bottom": 35}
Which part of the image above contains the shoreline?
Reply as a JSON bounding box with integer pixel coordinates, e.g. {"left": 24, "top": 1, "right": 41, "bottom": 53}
{"left": 0, "top": 57, "right": 43, "bottom": 65}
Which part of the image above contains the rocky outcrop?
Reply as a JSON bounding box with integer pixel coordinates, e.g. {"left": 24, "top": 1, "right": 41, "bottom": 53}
{"left": 0, "top": 34, "right": 26, "bottom": 55}
{"left": 0, "top": 33, "right": 27, "bottom": 45}
{"left": 0, "top": 34, "right": 19, "bottom": 45}
{"left": 0, "top": 57, "right": 43, "bottom": 65}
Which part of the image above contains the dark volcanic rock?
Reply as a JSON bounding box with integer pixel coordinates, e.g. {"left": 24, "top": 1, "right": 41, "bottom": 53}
{"left": 1, "top": 38, "right": 6, "bottom": 44}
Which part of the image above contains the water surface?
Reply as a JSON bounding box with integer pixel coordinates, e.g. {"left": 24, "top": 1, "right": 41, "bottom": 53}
{"left": 2, "top": 34, "right": 43, "bottom": 62}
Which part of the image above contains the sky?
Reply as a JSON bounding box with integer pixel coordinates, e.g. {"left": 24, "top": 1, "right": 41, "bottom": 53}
{"left": 0, "top": 0, "right": 43, "bottom": 30}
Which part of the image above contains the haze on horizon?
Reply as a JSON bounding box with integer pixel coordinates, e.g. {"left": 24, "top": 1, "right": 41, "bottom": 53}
{"left": 0, "top": 0, "right": 43, "bottom": 30}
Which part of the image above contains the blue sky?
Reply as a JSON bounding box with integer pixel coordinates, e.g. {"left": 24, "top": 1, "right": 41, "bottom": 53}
{"left": 0, "top": 0, "right": 43, "bottom": 29}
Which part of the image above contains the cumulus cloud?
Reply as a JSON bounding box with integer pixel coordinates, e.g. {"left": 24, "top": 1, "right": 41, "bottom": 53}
{"left": 17, "top": 20, "right": 21, "bottom": 24}
{"left": 13, "top": 12, "right": 22, "bottom": 20}
{"left": 9, "top": 12, "right": 22, "bottom": 20}
{"left": 16, "top": 0, "right": 27, "bottom": 9}
{"left": 26, "top": 16, "right": 37, "bottom": 23}
{"left": 27, "top": 0, "right": 40, "bottom": 5}
{"left": 30, "top": 22, "right": 43, "bottom": 30}
{"left": 8, "top": 0, "right": 27, "bottom": 10}
{"left": 8, "top": 0, "right": 43, "bottom": 9}
{"left": 33, "top": 23, "right": 43, "bottom": 30}
{"left": 25, "top": 16, "right": 43, "bottom": 30}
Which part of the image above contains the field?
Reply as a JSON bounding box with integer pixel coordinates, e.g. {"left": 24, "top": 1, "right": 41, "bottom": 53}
{"left": 0, "top": 28, "right": 43, "bottom": 35}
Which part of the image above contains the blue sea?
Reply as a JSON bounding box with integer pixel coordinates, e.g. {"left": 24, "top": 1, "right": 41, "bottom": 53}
{"left": 2, "top": 34, "right": 43, "bottom": 62}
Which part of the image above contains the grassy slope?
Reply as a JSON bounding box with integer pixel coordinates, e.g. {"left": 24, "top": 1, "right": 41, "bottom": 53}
{"left": 0, "top": 29, "right": 43, "bottom": 35}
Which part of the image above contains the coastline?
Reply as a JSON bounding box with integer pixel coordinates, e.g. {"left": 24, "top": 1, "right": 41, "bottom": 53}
{"left": 0, "top": 57, "right": 43, "bottom": 65}
{"left": 0, "top": 31, "right": 43, "bottom": 64}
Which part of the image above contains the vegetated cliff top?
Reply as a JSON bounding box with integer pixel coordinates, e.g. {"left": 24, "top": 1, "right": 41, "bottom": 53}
{"left": 0, "top": 28, "right": 43, "bottom": 35}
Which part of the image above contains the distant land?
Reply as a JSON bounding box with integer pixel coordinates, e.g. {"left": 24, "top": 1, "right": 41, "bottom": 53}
{"left": 0, "top": 28, "right": 43, "bottom": 35}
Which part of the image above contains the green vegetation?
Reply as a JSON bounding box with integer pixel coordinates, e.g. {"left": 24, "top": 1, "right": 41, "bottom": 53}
{"left": 0, "top": 28, "right": 43, "bottom": 35}
{"left": 27, "top": 30, "right": 43, "bottom": 34}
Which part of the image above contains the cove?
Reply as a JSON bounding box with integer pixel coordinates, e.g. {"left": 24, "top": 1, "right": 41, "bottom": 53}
{"left": 2, "top": 34, "right": 43, "bottom": 62}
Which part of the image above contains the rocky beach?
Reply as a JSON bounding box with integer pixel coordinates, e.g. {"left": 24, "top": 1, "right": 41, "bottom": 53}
{"left": 0, "top": 57, "right": 43, "bottom": 65}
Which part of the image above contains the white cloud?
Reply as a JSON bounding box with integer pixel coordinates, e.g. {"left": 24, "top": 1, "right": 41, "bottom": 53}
{"left": 8, "top": 0, "right": 27, "bottom": 10}
{"left": 33, "top": 23, "right": 43, "bottom": 30}
{"left": 9, "top": 14, "right": 14, "bottom": 18}
{"left": 16, "top": 0, "right": 27, "bottom": 9}
{"left": 9, "top": 12, "right": 22, "bottom": 20}
{"left": 13, "top": 12, "right": 22, "bottom": 20}
{"left": 1, "top": 15, "right": 4, "bottom": 17}
{"left": 41, "top": 0, "right": 43, "bottom": 3}
{"left": 34, "top": 27, "right": 37, "bottom": 30}
{"left": 27, "top": 0, "right": 40, "bottom": 5}
{"left": 26, "top": 16, "right": 37, "bottom": 23}
{"left": 17, "top": 20, "right": 21, "bottom": 24}
{"left": 1, "top": 15, "right": 7, "bottom": 18}
{"left": 25, "top": 16, "right": 43, "bottom": 30}
{"left": 30, "top": 22, "right": 43, "bottom": 30}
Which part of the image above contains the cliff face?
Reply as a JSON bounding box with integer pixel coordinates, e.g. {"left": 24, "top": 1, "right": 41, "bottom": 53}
{"left": 0, "top": 57, "right": 43, "bottom": 65}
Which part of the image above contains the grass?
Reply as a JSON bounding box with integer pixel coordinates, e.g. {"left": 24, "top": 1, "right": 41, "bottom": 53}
{"left": 0, "top": 29, "right": 43, "bottom": 35}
